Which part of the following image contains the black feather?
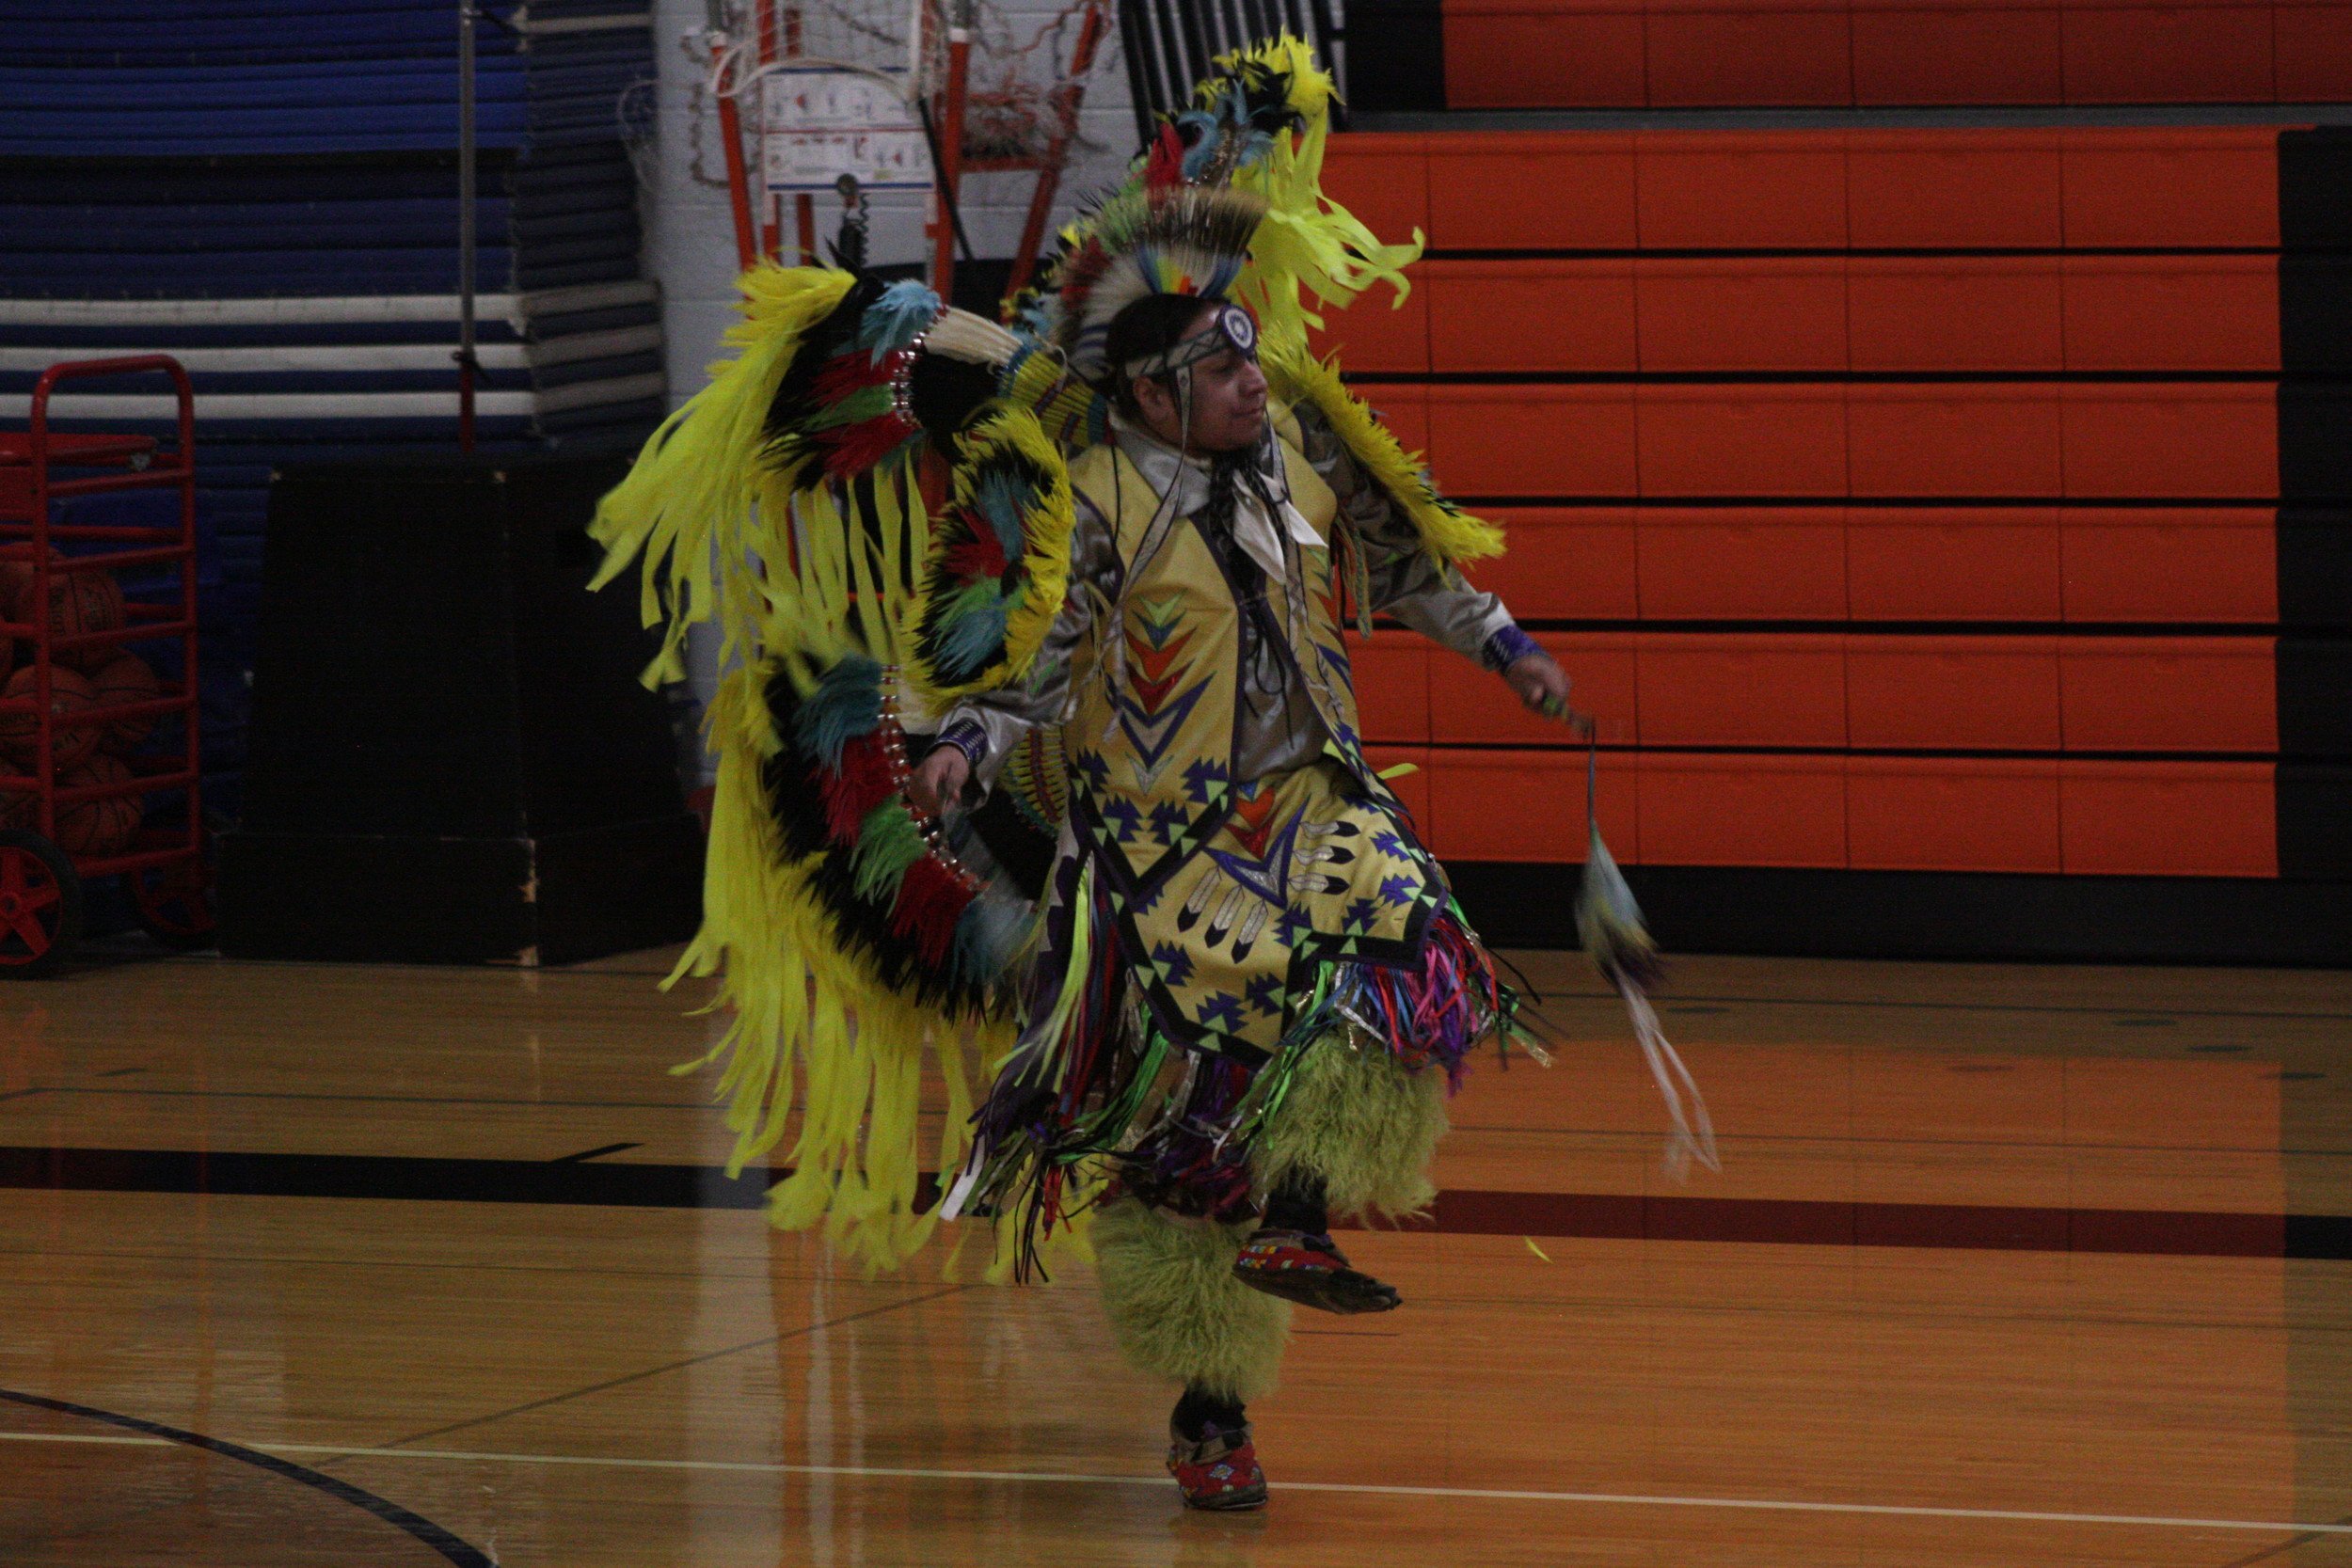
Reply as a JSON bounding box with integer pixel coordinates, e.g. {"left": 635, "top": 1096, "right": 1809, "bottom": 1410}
{"left": 758, "top": 274, "right": 888, "bottom": 485}
{"left": 908, "top": 353, "right": 1000, "bottom": 451}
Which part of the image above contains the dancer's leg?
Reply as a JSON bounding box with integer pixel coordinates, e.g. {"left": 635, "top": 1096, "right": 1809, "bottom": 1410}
{"left": 1093, "top": 1195, "right": 1287, "bottom": 1510}
{"left": 1232, "top": 1038, "right": 1449, "bottom": 1312}
{"left": 1253, "top": 1036, "right": 1450, "bottom": 1219}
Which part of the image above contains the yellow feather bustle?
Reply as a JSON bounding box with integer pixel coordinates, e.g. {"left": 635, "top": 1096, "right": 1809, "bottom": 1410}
{"left": 589, "top": 264, "right": 858, "bottom": 687}
{"left": 591, "top": 266, "right": 1015, "bottom": 1274}
{"left": 667, "top": 659, "right": 1011, "bottom": 1274}
{"left": 1262, "top": 341, "right": 1505, "bottom": 570}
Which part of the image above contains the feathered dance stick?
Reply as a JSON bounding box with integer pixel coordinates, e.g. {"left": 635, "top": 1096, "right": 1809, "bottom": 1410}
{"left": 1551, "top": 702, "right": 1721, "bottom": 1179}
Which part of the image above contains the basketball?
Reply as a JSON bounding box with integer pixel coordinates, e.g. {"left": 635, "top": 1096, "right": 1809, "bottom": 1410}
{"left": 0, "top": 665, "right": 98, "bottom": 771}
{"left": 0, "top": 545, "right": 63, "bottom": 622}
{"left": 87, "top": 652, "right": 159, "bottom": 753}
{"left": 31, "top": 569, "right": 127, "bottom": 673}
{"left": 53, "top": 752, "right": 139, "bottom": 856}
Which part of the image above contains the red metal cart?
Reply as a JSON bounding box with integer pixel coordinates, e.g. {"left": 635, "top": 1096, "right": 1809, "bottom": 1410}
{"left": 0, "top": 355, "right": 211, "bottom": 974}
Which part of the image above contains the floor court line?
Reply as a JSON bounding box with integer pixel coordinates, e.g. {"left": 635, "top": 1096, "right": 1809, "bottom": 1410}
{"left": 0, "top": 1429, "right": 2336, "bottom": 1537}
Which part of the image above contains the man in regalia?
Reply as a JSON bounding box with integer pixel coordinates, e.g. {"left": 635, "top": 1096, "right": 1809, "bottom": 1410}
{"left": 910, "top": 284, "right": 1571, "bottom": 1510}
{"left": 592, "top": 38, "right": 1603, "bottom": 1515}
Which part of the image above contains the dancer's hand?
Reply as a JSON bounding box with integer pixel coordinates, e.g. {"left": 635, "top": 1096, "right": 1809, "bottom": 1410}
{"left": 908, "top": 745, "right": 969, "bottom": 818}
{"left": 1503, "top": 652, "right": 1591, "bottom": 735}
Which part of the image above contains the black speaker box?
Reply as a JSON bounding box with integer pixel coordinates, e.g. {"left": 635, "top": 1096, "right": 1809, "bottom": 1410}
{"left": 218, "top": 451, "right": 703, "bottom": 964}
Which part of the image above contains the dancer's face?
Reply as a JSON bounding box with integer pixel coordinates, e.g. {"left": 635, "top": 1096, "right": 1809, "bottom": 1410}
{"left": 1133, "top": 308, "right": 1268, "bottom": 453}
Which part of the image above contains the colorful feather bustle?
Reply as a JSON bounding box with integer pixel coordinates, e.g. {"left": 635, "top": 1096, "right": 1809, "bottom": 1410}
{"left": 760, "top": 651, "right": 1026, "bottom": 1011}
{"left": 590, "top": 264, "right": 1031, "bottom": 1269}
{"left": 1262, "top": 343, "right": 1504, "bottom": 572}
{"left": 909, "top": 407, "right": 1076, "bottom": 698}
{"left": 668, "top": 551, "right": 1039, "bottom": 1268}
{"left": 672, "top": 666, "right": 1002, "bottom": 1272}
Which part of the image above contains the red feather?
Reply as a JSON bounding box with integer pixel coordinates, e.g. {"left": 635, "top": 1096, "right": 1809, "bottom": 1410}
{"left": 890, "top": 855, "right": 976, "bottom": 969}
{"left": 943, "top": 521, "right": 1009, "bottom": 582}
{"left": 1144, "top": 123, "right": 1185, "bottom": 188}
{"left": 811, "top": 347, "right": 896, "bottom": 403}
{"left": 820, "top": 732, "right": 898, "bottom": 843}
{"left": 817, "top": 413, "right": 918, "bottom": 478}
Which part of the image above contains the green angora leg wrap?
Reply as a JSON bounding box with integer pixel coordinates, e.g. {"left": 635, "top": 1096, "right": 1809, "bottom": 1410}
{"left": 1251, "top": 1035, "right": 1450, "bottom": 1222}
{"left": 1092, "top": 1196, "right": 1292, "bottom": 1402}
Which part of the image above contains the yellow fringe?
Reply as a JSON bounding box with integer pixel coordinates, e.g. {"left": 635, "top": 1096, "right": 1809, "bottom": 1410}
{"left": 1263, "top": 343, "right": 1505, "bottom": 569}
{"left": 589, "top": 264, "right": 859, "bottom": 687}
{"left": 668, "top": 663, "right": 1015, "bottom": 1274}
{"left": 1223, "top": 35, "right": 1423, "bottom": 364}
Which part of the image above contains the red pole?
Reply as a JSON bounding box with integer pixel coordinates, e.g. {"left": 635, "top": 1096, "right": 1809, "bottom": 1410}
{"left": 1003, "top": 1, "right": 1107, "bottom": 302}
{"left": 932, "top": 6, "right": 971, "bottom": 298}
{"left": 717, "top": 89, "right": 759, "bottom": 271}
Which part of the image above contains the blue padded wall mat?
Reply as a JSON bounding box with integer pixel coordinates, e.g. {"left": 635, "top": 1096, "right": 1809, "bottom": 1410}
{"left": 7, "top": 0, "right": 663, "bottom": 789}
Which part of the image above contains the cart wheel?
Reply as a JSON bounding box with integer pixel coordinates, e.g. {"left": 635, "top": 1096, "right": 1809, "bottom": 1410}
{"left": 130, "top": 813, "right": 217, "bottom": 952}
{"left": 0, "top": 831, "right": 83, "bottom": 978}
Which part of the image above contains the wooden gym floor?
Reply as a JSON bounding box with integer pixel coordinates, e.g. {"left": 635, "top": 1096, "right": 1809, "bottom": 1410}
{"left": 5, "top": 943, "right": 2352, "bottom": 1565}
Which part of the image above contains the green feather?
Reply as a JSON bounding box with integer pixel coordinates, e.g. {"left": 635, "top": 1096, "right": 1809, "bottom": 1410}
{"left": 850, "top": 799, "right": 927, "bottom": 903}
{"left": 806, "top": 383, "right": 897, "bottom": 430}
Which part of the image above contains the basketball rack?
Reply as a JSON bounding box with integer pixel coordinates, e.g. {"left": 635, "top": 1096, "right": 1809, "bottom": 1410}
{"left": 703, "top": 0, "right": 1110, "bottom": 306}
{"left": 0, "top": 356, "right": 211, "bottom": 974}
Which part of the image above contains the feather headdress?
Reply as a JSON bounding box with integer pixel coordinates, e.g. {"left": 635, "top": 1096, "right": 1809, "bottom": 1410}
{"left": 1049, "top": 184, "right": 1267, "bottom": 384}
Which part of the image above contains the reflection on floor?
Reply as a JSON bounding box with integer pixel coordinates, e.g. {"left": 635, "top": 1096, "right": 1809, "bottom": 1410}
{"left": 3, "top": 945, "right": 2350, "bottom": 1565}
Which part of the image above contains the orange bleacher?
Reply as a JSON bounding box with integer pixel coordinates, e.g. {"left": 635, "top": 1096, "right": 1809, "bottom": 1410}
{"left": 1315, "top": 124, "right": 2315, "bottom": 884}
{"left": 1439, "top": 0, "right": 2352, "bottom": 108}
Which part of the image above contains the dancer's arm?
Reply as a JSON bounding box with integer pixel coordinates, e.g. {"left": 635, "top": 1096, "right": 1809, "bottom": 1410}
{"left": 1290, "top": 405, "right": 1572, "bottom": 715}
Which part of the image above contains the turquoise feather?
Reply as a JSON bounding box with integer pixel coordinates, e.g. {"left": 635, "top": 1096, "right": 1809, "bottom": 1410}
{"left": 795, "top": 655, "right": 882, "bottom": 768}
{"left": 971, "top": 468, "right": 1029, "bottom": 560}
{"left": 933, "top": 594, "right": 1010, "bottom": 679}
{"left": 859, "top": 279, "right": 941, "bottom": 362}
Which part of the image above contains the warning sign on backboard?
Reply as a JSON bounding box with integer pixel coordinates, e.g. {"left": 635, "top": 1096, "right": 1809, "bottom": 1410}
{"left": 762, "top": 67, "right": 932, "bottom": 194}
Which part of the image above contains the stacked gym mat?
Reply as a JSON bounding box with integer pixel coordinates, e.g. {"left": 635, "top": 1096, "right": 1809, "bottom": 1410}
{"left": 0, "top": 0, "right": 662, "bottom": 798}
{"left": 1326, "top": 16, "right": 2352, "bottom": 961}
